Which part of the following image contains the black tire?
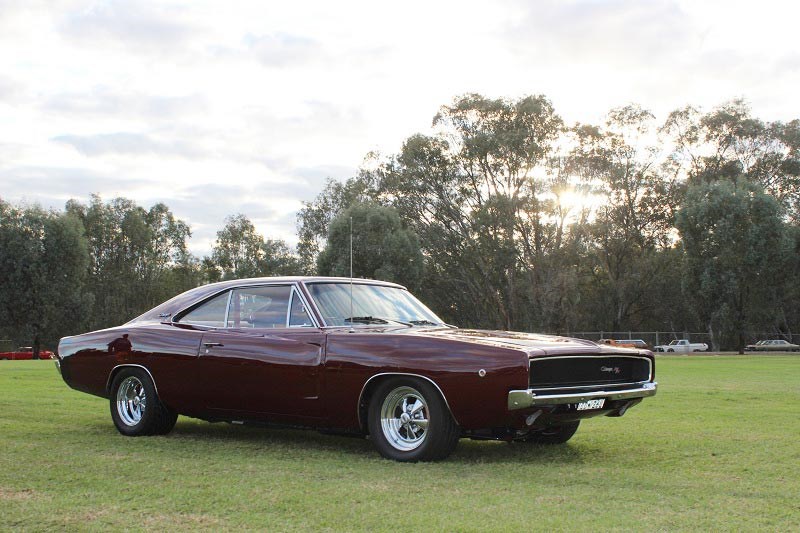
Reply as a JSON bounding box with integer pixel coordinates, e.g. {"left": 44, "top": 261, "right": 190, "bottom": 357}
{"left": 522, "top": 421, "right": 580, "bottom": 444}
{"left": 667, "top": 348, "right": 674, "bottom": 353}
{"left": 109, "top": 368, "right": 177, "bottom": 437}
{"left": 368, "top": 377, "right": 460, "bottom": 462}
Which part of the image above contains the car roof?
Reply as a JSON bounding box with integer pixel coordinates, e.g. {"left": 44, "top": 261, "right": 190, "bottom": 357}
{"left": 128, "top": 276, "right": 407, "bottom": 323}
{"left": 200, "top": 276, "right": 405, "bottom": 290}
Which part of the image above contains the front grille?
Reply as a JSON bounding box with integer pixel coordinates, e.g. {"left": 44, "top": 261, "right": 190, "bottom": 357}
{"left": 529, "top": 355, "right": 651, "bottom": 389}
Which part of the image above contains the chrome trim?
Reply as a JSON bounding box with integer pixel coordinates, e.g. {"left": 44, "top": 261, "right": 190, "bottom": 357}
{"left": 115, "top": 375, "right": 146, "bottom": 426}
{"left": 290, "top": 283, "right": 320, "bottom": 328}
{"left": 172, "top": 282, "right": 321, "bottom": 330}
{"left": 357, "top": 372, "right": 459, "bottom": 428}
{"left": 287, "top": 286, "right": 319, "bottom": 328}
{"left": 529, "top": 354, "right": 654, "bottom": 382}
{"left": 298, "top": 281, "right": 329, "bottom": 327}
{"left": 107, "top": 364, "right": 159, "bottom": 396}
{"left": 523, "top": 381, "right": 650, "bottom": 392}
{"left": 508, "top": 382, "right": 657, "bottom": 410}
{"left": 223, "top": 289, "right": 233, "bottom": 328}
{"left": 286, "top": 288, "right": 295, "bottom": 327}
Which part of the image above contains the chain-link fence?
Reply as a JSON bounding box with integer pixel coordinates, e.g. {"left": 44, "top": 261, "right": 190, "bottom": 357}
{"left": 564, "top": 331, "right": 712, "bottom": 348}
{"left": 561, "top": 331, "right": 800, "bottom": 349}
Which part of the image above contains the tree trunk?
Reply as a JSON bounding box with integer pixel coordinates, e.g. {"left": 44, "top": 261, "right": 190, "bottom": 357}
{"left": 707, "top": 322, "right": 718, "bottom": 352}
{"left": 33, "top": 335, "right": 40, "bottom": 360}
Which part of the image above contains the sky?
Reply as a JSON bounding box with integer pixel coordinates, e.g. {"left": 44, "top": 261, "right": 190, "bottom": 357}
{"left": 1, "top": 0, "right": 798, "bottom": 256}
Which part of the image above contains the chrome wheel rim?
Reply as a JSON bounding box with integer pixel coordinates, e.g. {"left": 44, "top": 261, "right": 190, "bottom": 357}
{"left": 380, "top": 386, "right": 429, "bottom": 451}
{"left": 116, "top": 376, "right": 146, "bottom": 426}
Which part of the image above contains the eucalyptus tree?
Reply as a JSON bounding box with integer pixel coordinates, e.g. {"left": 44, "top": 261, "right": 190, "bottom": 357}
{"left": 262, "top": 238, "right": 303, "bottom": 276}
{"left": 676, "top": 178, "right": 788, "bottom": 352}
{"left": 211, "top": 214, "right": 266, "bottom": 280}
{"left": 66, "top": 195, "right": 194, "bottom": 329}
{"left": 378, "top": 94, "right": 564, "bottom": 329}
{"left": 317, "top": 203, "right": 423, "bottom": 291}
{"left": 567, "top": 105, "right": 676, "bottom": 331}
{"left": 296, "top": 172, "right": 382, "bottom": 274}
{"left": 663, "top": 100, "right": 800, "bottom": 220}
{"left": 210, "top": 213, "right": 302, "bottom": 280}
{"left": 0, "top": 201, "right": 90, "bottom": 352}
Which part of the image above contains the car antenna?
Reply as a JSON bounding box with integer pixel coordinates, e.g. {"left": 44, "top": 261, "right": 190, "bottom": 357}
{"left": 349, "top": 216, "right": 354, "bottom": 333}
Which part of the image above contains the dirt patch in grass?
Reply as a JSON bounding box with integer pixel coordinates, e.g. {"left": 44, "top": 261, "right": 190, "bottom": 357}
{"left": 0, "top": 488, "right": 40, "bottom": 501}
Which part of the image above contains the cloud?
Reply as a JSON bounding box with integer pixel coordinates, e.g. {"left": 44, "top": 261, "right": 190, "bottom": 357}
{"left": 244, "top": 100, "right": 368, "bottom": 146}
{"left": 0, "top": 75, "right": 25, "bottom": 101}
{"left": 288, "top": 164, "right": 357, "bottom": 194}
{"left": 0, "top": 165, "right": 156, "bottom": 203}
{"left": 59, "top": 1, "right": 195, "bottom": 52}
{"left": 52, "top": 132, "right": 204, "bottom": 158}
{"left": 244, "top": 33, "right": 323, "bottom": 67}
{"left": 45, "top": 87, "right": 206, "bottom": 120}
{"left": 157, "top": 183, "right": 304, "bottom": 255}
{"left": 506, "top": 0, "right": 697, "bottom": 66}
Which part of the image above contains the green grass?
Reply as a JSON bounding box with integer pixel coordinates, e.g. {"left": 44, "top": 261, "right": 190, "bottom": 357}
{"left": 1, "top": 357, "right": 799, "bottom": 531}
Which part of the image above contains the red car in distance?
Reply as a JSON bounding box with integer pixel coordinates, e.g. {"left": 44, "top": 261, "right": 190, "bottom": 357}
{"left": 0, "top": 346, "right": 54, "bottom": 360}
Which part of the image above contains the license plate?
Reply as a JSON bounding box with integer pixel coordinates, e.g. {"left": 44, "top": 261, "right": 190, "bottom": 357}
{"left": 577, "top": 399, "right": 605, "bottom": 410}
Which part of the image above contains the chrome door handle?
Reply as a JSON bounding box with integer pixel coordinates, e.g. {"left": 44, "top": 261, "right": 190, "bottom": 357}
{"left": 203, "top": 342, "right": 224, "bottom": 347}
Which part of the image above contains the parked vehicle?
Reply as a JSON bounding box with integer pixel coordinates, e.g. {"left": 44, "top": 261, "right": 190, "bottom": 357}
{"left": 598, "top": 339, "right": 651, "bottom": 350}
{"left": 56, "top": 276, "right": 657, "bottom": 462}
{"left": 744, "top": 339, "right": 800, "bottom": 352}
{"left": 0, "top": 346, "right": 53, "bottom": 360}
{"left": 652, "top": 339, "right": 708, "bottom": 353}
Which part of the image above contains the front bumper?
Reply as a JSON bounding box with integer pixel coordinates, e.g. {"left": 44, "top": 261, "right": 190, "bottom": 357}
{"left": 508, "top": 382, "right": 657, "bottom": 410}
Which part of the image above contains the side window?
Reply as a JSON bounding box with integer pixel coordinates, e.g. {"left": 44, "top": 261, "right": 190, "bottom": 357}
{"left": 289, "top": 290, "right": 314, "bottom": 327}
{"left": 227, "top": 285, "right": 291, "bottom": 328}
{"left": 178, "top": 291, "right": 230, "bottom": 327}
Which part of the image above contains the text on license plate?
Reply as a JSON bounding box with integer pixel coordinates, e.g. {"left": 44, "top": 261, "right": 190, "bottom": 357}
{"left": 576, "top": 399, "right": 605, "bottom": 410}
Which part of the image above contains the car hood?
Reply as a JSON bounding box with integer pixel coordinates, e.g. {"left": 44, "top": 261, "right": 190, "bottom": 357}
{"left": 334, "top": 326, "right": 638, "bottom": 357}
{"left": 419, "top": 328, "right": 618, "bottom": 356}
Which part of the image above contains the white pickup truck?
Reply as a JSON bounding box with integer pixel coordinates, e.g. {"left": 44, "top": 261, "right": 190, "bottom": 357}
{"left": 653, "top": 339, "right": 708, "bottom": 353}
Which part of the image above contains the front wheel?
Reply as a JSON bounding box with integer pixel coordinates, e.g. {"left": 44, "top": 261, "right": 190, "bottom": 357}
{"left": 368, "top": 377, "right": 460, "bottom": 462}
{"left": 522, "top": 421, "right": 580, "bottom": 444}
{"left": 109, "top": 368, "right": 177, "bottom": 437}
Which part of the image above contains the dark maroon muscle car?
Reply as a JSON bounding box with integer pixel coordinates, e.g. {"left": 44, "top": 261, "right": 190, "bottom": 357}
{"left": 56, "top": 277, "right": 657, "bottom": 461}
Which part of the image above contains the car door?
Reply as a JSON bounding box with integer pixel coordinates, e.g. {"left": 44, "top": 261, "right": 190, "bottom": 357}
{"left": 195, "top": 284, "right": 325, "bottom": 422}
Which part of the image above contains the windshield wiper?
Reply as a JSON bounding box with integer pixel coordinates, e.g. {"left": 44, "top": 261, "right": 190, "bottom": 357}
{"left": 408, "top": 319, "right": 442, "bottom": 326}
{"left": 344, "top": 316, "right": 412, "bottom": 327}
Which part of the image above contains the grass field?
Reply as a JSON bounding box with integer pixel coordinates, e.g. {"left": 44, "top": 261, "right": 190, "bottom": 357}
{"left": 1, "top": 356, "right": 799, "bottom": 531}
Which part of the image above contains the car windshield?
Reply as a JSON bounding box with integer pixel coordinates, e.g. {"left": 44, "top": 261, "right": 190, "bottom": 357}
{"left": 306, "top": 282, "right": 445, "bottom": 327}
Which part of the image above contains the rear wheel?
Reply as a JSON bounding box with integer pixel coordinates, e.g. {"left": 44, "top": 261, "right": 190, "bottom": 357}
{"left": 522, "top": 421, "right": 580, "bottom": 444}
{"left": 368, "top": 377, "right": 459, "bottom": 462}
{"left": 109, "top": 368, "right": 177, "bottom": 436}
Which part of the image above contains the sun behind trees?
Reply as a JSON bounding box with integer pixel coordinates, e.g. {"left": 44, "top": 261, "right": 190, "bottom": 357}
{"left": 298, "top": 94, "right": 800, "bottom": 350}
